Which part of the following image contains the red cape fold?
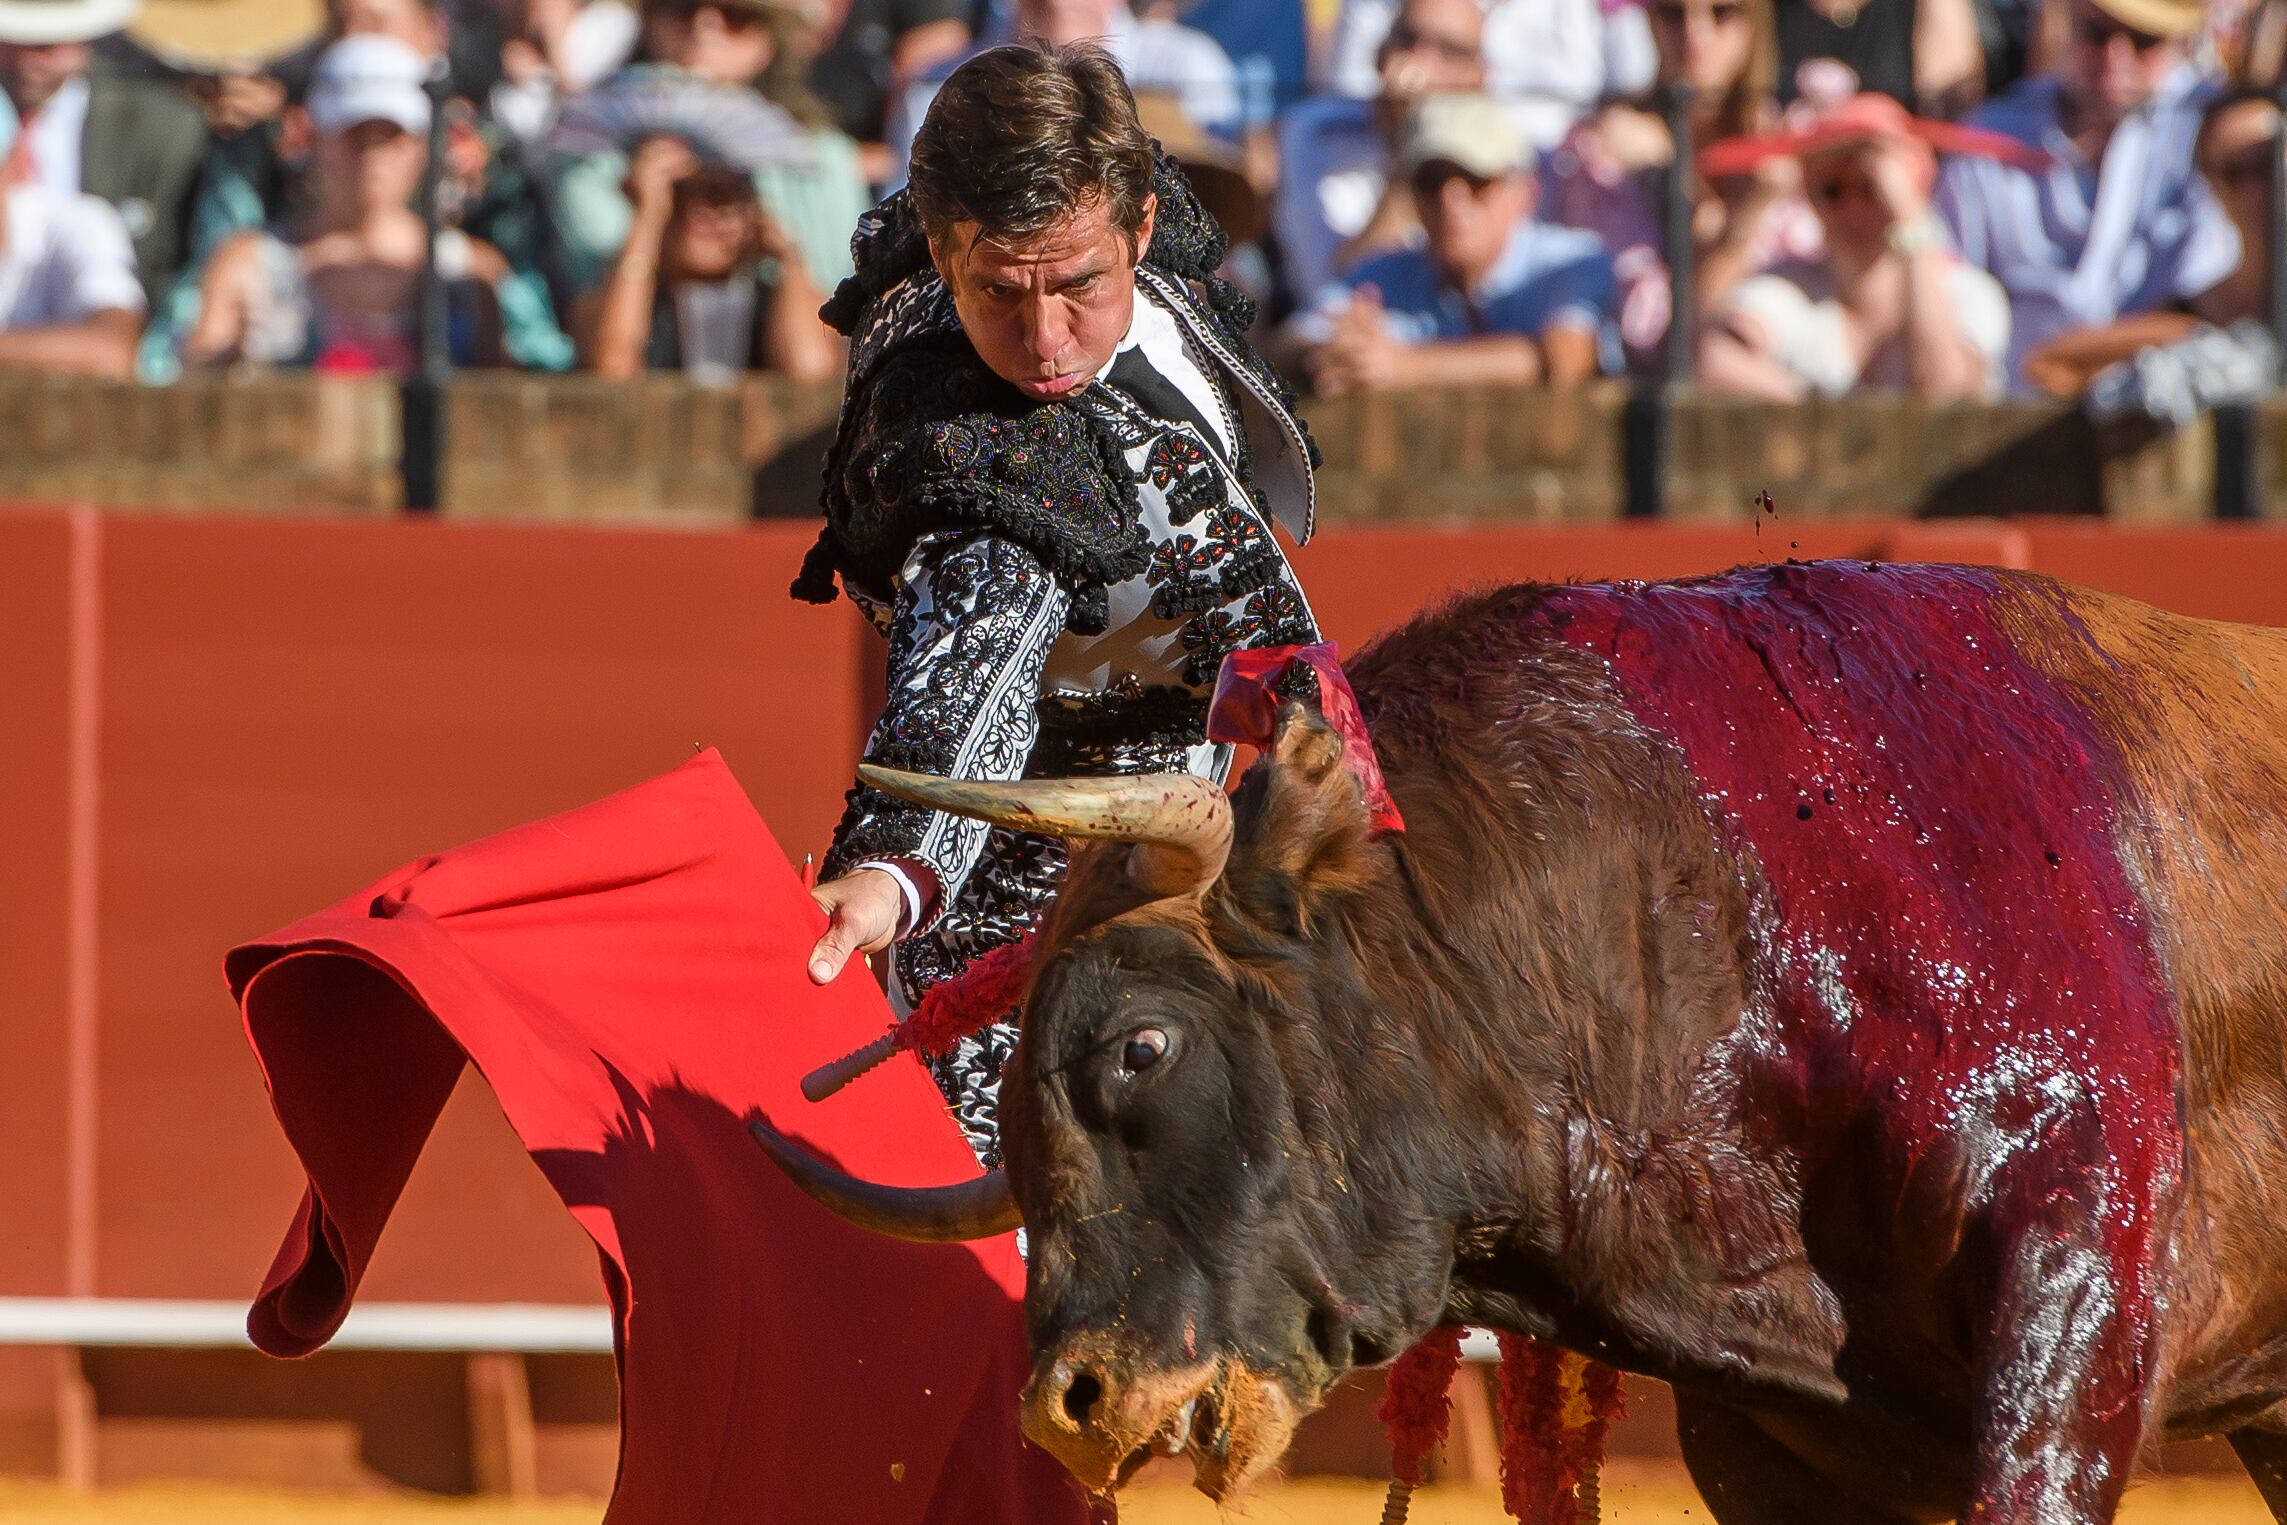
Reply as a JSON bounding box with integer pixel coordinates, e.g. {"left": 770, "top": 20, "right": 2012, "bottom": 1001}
{"left": 224, "top": 749, "right": 1084, "bottom": 1524}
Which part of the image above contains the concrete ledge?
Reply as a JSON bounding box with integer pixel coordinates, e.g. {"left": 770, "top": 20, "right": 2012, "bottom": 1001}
{"left": 3, "top": 368, "right": 2280, "bottom": 525}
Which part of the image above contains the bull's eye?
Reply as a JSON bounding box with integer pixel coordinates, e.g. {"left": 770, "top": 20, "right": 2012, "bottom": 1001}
{"left": 1119, "top": 1028, "right": 1170, "bottom": 1074}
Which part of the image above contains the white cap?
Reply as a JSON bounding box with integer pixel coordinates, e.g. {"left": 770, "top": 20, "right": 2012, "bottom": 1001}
{"left": 306, "top": 34, "right": 433, "bottom": 137}
{"left": 1399, "top": 92, "right": 1530, "bottom": 179}
{"left": 0, "top": 0, "right": 140, "bottom": 47}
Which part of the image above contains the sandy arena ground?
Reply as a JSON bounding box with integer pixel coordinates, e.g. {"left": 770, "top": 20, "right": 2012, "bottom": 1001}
{"left": 0, "top": 1467, "right": 2272, "bottom": 1523}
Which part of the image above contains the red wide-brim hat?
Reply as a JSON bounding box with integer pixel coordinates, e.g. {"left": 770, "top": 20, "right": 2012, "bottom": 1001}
{"left": 1700, "top": 93, "right": 2052, "bottom": 179}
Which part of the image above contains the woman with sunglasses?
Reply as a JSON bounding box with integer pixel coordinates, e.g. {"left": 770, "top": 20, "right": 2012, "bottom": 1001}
{"left": 549, "top": 0, "right": 872, "bottom": 315}
{"left": 1542, "top": 0, "right": 1829, "bottom": 374}
{"left": 1696, "top": 91, "right": 2012, "bottom": 397}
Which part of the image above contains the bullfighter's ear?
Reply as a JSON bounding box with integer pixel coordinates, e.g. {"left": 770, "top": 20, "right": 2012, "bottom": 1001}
{"left": 1220, "top": 703, "right": 1375, "bottom": 938}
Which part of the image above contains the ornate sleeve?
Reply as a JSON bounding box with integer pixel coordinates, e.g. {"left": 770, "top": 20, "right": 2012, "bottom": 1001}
{"left": 820, "top": 530, "right": 1072, "bottom": 928}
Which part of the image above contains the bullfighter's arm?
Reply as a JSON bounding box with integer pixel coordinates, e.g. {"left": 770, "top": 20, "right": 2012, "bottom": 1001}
{"left": 820, "top": 528, "right": 1072, "bottom": 936}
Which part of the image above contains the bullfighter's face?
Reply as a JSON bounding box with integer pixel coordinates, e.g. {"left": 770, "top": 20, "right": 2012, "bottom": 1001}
{"left": 930, "top": 194, "right": 1158, "bottom": 404}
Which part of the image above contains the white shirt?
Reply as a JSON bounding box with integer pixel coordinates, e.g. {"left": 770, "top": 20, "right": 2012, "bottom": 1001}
{"left": 490, "top": 0, "right": 641, "bottom": 144}
{"left": 0, "top": 185, "right": 145, "bottom": 330}
{"left": 1324, "top": 0, "right": 1654, "bottom": 150}
{"left": 1722, "top": 256, "right": 2011, "bottom": 399}
{"left": 0, "top": 74, "right": 90, "bottom": 196}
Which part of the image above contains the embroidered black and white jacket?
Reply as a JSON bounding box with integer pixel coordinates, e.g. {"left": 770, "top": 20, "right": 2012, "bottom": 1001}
{"left": 791, "top": 158, "right": 1320, "bottom": 1162}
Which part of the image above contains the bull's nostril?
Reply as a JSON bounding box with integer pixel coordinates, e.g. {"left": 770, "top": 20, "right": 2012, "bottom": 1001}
{"left": 1062, "top": 1370, "right": 1104, "bottom": 1426}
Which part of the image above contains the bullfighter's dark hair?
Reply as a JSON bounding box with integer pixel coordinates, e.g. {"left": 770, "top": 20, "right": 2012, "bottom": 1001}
{"left": 907, "top": 41, "right": 1158, "bottom": 257}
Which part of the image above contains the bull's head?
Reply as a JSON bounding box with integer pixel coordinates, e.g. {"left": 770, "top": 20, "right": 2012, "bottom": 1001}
{"left": 756, "top": 705, "right": 1462, "bottom": 1498}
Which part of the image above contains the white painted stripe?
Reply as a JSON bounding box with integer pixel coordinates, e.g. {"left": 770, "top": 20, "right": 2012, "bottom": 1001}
{"left": 0, "top": 1299, "right": 614, "bottom": 1353}
{"left": 0, "top": 1299, "right": 1496, "bottom": 1364}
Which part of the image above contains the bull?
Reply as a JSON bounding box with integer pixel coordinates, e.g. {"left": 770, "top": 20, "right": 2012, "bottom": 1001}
{"left": 753, "top": 561, "right": 2287, "bottom": 1524}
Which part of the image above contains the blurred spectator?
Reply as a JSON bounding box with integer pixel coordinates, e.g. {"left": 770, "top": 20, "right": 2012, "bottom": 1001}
{"left": 1321, "top": 0, "right": 1656, "bottom": 151}
{"left": 1177, "top": 0, "right": 1311, "bottom": 125}
{"left": 1773, "top": 0, "right": 1985, "bottom": 114}
{"left": 550, "top": 1, "right": 869, "bottom": 299}
{"left": 1273, "top": 0, "right": 1486, "bottom": 304}
{"left": 1287, "top": 92, "right": 1618, "bottom": 391}
{"left": 805, "top": 0, "right": 969, "bottom": 181}
{"left": 147, "top": 0, "right": 573, "bottom": 377}
{"left": 324, "top": 0, "right": 508, "bottom": 104}
{"left": 579, "top": 133, "right": 838, "bottom": 378}
{"left": 0, "top": 0, "right": 208, "bottom": 297}
{"left": 0, "top": 181, "right": 143, "bottom": 375}
{"left": 1543, "top": 0, "right": 1824, "bottom": 372}
{"left": 493, "top": 0, "right": 642, "bottom": 144}
{"left": 1135, "top": 86, "right": 1273, "bottom": 300}
{"left": 1697, "top": 92, "right": 2013, "bottom": 397}
{"left": 885, "top": 0, "right": 1242, "bottom": 186}
{"left": 1935, "top": 0, "right": 2238, "bottom": 390}
{"left": 2019, "top": 83, "right": 2273, "bottom": 392}
{"left": 183, "top": 35, "right": 508, "bottom": 370}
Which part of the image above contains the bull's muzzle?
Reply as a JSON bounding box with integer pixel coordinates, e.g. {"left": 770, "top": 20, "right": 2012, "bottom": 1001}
{"left": 1018, "top": 1333, "right": 1300, "bottom": 1501}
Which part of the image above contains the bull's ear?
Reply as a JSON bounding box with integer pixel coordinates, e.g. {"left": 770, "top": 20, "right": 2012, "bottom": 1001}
{"left": 1219, "top": 701, "right": 1376, "bottom": 938}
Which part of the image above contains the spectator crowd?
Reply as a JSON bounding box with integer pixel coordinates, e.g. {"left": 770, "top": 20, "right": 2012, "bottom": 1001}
{"left": 0, "top": 0, "right": 2281, "bottom": 407}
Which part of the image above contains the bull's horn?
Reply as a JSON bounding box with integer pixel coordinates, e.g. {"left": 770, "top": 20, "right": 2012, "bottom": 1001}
{"left": 749, "top": 1118, "right": 1020, "bottom": 1242}
{"left": 858, "top": 766, "right": 1231, "bottom": 897}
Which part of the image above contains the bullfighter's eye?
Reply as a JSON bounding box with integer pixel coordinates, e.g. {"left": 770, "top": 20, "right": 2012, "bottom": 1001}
{"left": 1119, "top": 1028, "right": 1170, "bottom": 1074}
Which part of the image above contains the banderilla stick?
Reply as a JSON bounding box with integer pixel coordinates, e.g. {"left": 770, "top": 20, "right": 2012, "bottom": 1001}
{"left": 1378, "top": 1478, "right": 1413, "bottom": 1525}
{"left": 801, "top": 1030, "right": 902, "bottom": 1102}
{"left": 1577, "top": 1455, "right": 1602, "bottom": 1524}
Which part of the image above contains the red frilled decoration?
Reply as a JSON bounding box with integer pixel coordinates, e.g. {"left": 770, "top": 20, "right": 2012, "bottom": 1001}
{"left": 1496, "top": 1333, "right": 1628, "bottom": 1525}
{"left": 1209, "top": 643, "right": 1405, "bottom": 834}
{"left": 1379, "top": 1328, "right": 1627, "bottom": 1525}
{"left": 1378, "top": 1325, "right": 1465, "bottom": 1487}
{"left": 799, "top": 933, "right": 1038, "bottom": 1102}
{"left": 896, "top": 933, "right": 1037, "bottom": 1058}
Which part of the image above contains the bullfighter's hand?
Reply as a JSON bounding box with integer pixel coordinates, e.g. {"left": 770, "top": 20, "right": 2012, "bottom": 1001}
{"left": 807, "top": 868, "right": 903, "bottom": 985}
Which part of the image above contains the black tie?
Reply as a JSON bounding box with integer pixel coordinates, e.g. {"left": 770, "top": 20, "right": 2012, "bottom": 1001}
{"left": 1105, "top": 346, "right": 1231, "bottom": 469}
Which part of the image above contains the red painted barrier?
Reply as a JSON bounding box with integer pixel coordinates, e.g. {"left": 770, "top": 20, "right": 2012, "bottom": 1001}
{"left": 4, "top": 504, "right": 2287, "bottom": 1491}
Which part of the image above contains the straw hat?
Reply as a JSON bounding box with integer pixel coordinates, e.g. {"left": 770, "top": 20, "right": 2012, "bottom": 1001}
{"left": 0, "top": 0, "right": 140, "bottom": 45}
{"left": 1134, "top": 89, "right": 1265, "bottom": 246}
{"left": 2089, "top": 0, "right": 2205, "bottom": 40}
{"left": 127, "top": 0, "right": 322, "bottom": 69}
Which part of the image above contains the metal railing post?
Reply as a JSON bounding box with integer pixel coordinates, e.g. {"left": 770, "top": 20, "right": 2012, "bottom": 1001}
{"left": 1625, "top": 82, "right": 1695, "bottom": 520}
{"left": 2218, "top": 90, "right": 2287, "bottom": 521}
{"left": 400, "top": 57, "right": 454, "bottom": 513}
